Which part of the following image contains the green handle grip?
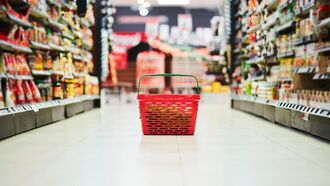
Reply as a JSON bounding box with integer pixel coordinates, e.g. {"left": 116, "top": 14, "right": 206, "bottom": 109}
{"left": 137, "top": 73, "right": 200, "bottom": 94}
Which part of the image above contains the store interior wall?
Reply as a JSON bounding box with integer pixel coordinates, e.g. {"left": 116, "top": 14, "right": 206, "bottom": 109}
{"left": 113, "top": 6, "right": 218, "bottom": 32}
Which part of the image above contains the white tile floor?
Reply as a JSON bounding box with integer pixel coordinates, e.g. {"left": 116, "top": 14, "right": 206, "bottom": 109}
{"left": 1, "top": 94, "right": 330, "bottom": 186}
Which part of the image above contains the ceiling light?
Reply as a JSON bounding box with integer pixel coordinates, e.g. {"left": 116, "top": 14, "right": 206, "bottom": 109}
{"left": 137, "top": 0, "right": 144, "bottom": 4}
{"left": 158, "top": 0, "right": 190, "bottom": 5}
{"left": 139, "top": 8, "right": 149, "bottom": 16}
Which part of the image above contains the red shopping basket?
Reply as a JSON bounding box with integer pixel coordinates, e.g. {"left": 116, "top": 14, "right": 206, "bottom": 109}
{"left": 137, "top": 74, "right": 200, "bottom": 135}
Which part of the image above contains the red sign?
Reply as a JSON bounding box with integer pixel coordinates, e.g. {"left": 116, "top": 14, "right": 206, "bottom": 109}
{"left": 111, "top": 32, "right": 147, "bottom": 70}
{"left": 111, "top": 52, "right": 127, "bottom": 70}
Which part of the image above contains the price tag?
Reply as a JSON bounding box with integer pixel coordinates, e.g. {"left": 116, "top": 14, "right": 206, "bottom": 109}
{"left": 0, "top": 109, "right": 10, "bottom": 116}
{"left": 302, "top": 113, "right": 309, "bottom": 121}
{"left": 30, "top": 105, "right": 39, "bottom": 112}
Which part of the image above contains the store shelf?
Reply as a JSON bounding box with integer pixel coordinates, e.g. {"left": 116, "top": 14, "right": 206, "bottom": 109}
{"left": 30, "top": 7, "right": 49, "bottom": 21}
{"left": 246, "top": 40, "right": 264, "bottom": 50}
{"left": 246, "top": 57, "right": 265, "bottom": 64}
{"left": 295, "top": 1, "right": 315, "bottom": 17}
{"left": 32, "top": 70, "right": 52, "bottom": 76}
{"left": 277, "top": 50, "right": 295, "bottom": 58}
{"left": 83, "top": 40, "right": 93, "bottom": 50}
{"left": 47, "top": 0, "right": 61, "bottom": 8}
{"left": 249, "top": 76, "right": 266, "bottom": 81}
{"left": 72, "top": 30, "right": 83, "bottom": 38}
{"left": 313, "top": 73, "right": 330, "bottom": 80}
{"left": 0, "top": 13, "right": 33, "bottom": 28}
{"left": 278, "top": 0, "right": 294, "bottom": 11}
{"left": 279, "top": 77, "right": 293, "bottom": 82}
{"left": 316, "top": 17, "right": 330, "bottom": 28}
{"left": 0, "top": 95, "right": 100, "bottom": 140}
{"left": 276, "top": 21, "right": 295, "bottom": 34}
{"left": 265, "top": 0, "right": 278, "bottom": 11}
{"left": 80, "top": 18, "right": 91, "bottom": 27}
{"left": 247, "top": 24, "right": 261, "bottom": 33}
{"left": 49, "top": 43, "right": 66, "bottom": 52}
{"left": 60, "top": 17, "right": 72, "bottom": 25}
{"left": 52, "top": 70, "right": 64, "bottom": 75}
{"left": 67, "top": 47, "right": 80, "bottom": 54}
{"left": 293, "top": 35, "right": 317, "bottom": 46}
{"left": 61, "top": 0, "right": 75, "bottom": 11}
{"left": 30, "top": 7, "right": 63, "bottom": 30}
{"left": 62, "top": 32, "right": 75, "bottom": 40}
{"left": 314, "top": 44, "right": 330, "bottom": 53}
{"left": 232, "top": 95, "right": 330, "bottom": 119}
{"left": 238, "top": 54, "right": 249, "bottom": 59}
{"left": 293, "top": 67, "right": 315, "bottom": 74}
{"left": 233, "top": 48, "right": 241, "bottom": 54}
{"left": 73, "top": 54, "right": 83, "bottom": 61}
{"left": 9, "top": 0, "right": 30, "bottom": 7}
{"left": 64, "top": 75, "right": 74, "bottom": 79}
{"left": 0, "top": 73, "right": 7, "bottom": 79}
{"left": 0, "top": 40, "right": 32, "bottom": 53}
{"left": 30, "top": 41, "right": 50, "bottom": 50}
{"left": 3, "top": 74, "right": 34, "bottom": 80}
{"left": 262, "top": 14, "right": 278, "bottom": 29}
{"left": 256, "top": 3, "right": 265, "bottom": 14}
{"left": 73, "top": 72, "right": 87, "bottom": 77}
{"left": 47, "top": 18, "right": 63, "bottom": 30}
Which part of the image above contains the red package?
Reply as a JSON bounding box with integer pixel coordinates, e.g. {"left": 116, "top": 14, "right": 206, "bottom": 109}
{"left": 5, "top": 80, "right": 16, "bottom": 107}
{"left": 22, "top": 80, "right": 33, "bottom": 103}
{"left": 9, "top": 54, "right": 16, "bottom": 75}
{"left": 15, "top": 80, "right": 25, "bottom": 105}
{"left": 28, "top": 80, "right": 42, "bottom": 103}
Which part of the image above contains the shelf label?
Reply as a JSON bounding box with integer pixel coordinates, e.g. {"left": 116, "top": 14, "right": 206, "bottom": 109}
{"left": 30, "top": 105, "right": 39, "bottom": 112}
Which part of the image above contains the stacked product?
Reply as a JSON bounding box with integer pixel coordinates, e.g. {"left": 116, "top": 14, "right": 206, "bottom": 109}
{"left": 232, "top": 0, "right": 330, "bottom": 109}
{"left": 0, "top": 0, "right": 99, "bottom": 109}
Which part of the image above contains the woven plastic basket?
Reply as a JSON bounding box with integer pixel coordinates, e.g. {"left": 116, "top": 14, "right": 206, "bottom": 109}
{"left": 137, "top": 74, "right": 200, "bottom": 135}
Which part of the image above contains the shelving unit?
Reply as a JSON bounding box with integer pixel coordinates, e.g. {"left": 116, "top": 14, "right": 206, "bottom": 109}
{"left": 0, "top": 0, "right": 101, "bottom": 140}
{"left": 231, "top": 0, "right": 330, "bottom": 140}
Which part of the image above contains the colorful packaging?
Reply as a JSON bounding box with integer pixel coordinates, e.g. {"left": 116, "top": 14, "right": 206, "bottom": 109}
{"left": 22, "top": 81, "right": 33, "bottom": 103}
{"left": 0, "top": 81, "right": 4, "bottom": 108}
{"left": 15, "top": 80, "right": 25, "bottom": 105}
{"left": 5, "top": 80, "right": 16, "bottom": 107}
{"left": 28, "top": 80, "right": 42, "bottom": 103}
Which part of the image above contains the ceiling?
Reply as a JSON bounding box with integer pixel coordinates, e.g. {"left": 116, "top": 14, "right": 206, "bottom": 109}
{"left": 113, "top": 0, "right": 224, "bottom": 8}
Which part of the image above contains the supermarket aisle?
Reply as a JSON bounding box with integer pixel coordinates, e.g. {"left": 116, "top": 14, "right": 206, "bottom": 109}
{"left": 0, "top": 94, "right": 330, "bottom": 186}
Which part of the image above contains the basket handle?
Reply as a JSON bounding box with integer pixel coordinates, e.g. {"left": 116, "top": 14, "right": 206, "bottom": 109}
{"left": 137, "top": 73, "right": 200, "bottom": 94}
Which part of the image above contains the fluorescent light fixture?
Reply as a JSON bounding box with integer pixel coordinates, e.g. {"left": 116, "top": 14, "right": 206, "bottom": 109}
{"left": 158, "top": 0, "right": 190, "bottom": 5}
{"left": 139, "top": 8, "right": 149, "bottom": 16}
{"left": 137, "top": 0, "right": 144, "bottom": 3}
